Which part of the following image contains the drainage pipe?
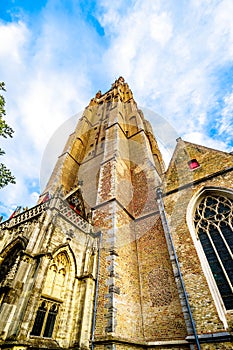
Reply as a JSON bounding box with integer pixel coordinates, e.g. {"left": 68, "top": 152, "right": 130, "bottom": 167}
{"left": 156, "top": 188, "right": 201, "bottom": 350}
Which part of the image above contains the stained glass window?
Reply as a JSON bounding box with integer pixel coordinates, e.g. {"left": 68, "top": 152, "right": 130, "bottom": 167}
{"left": 194, "top": 194, "right": 233, "bottom": 310}
{"left": 31, "top": 300, "right": 59, "bottom": 338}
{"left": 31, "top": 251, "right": 69, "bottom": 338}
{"left": 188, "top": 159, "right": 200, "bottom": 170}
{"left": 0, "top": 243, "right": 22, "bottom": 282}
{"left": 42, "top": 252, "right": 68, "bottom": 299}
{"left": 31, "top": 301, "right": 47, "bottom": 336}
{"left": 43, "top": 304, "right": 58, "bottom": 338}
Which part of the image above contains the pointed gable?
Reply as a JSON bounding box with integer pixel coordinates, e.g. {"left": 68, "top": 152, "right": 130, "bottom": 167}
{"left": 65, "top": 186, "right": 87, "bottom": 219}
{"left": 165, "top": 138, "right": 233, "bottom": 193}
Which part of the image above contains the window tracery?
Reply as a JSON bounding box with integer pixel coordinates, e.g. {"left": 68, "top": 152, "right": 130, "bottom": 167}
{"left": 0, "top": 243, "right": 22, "bottom": 283}
{"left": 30, "top": 300, "right": 59, "bottom": 338}
{"left": 194, "top": 194, "right": 233, "bottom": 310}
{"left": 31, "top": 251, "right": 70, "bottom": 338}
{"left": 42, "top": 252, "right": 68, "bottom": 299}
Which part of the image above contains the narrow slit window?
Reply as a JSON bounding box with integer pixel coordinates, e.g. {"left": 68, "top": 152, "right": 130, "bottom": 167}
{"left": 188, "top": 158, "right": 200, "bottom": 170}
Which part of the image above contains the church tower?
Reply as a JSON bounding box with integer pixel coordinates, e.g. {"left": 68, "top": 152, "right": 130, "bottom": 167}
{"left": 0, "top": 77, "right": 232, "bottom": 350}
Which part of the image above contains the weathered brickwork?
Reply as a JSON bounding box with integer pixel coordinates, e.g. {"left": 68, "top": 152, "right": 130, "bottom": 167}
{"left": 165, "top": 189, "right": 224, "bottom": 332}
{"left": 1, "top": 78, "right": 232, "bottom": 350}
{"left": 164, "top": 139, "right": 233, "bottom": 347}
{"left": 165, "top": 139, "right": 233, "bottom": 193}
{"left": 93, "top": 201, "right": 143, "bottom": 342}
{"left": 135, "top": 215, "right": 187, "bottom": 341}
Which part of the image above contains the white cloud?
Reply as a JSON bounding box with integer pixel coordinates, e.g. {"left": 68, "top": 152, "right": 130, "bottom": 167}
{"left": 99, "top": 0, "right": 232, "bottom": 151}
{"left": 182, "top": 131, "right": 230, "bottom": 153}
{"left": 30, "top": 191, "right": 40, "bottom": 202}
{"left": 98, "top": 0, "right": 126, "bottom": 30}
{"left": 149, "top": 12, "right": 173, "bottom": 46}
{"left": 217, "top": 89, "right": 233, "bottom": 143}
{"left": 0, "top": 21, "right": 29, "bottom": 64}
{"left": 0, "top": 3, "right": 101, "bottom": 216}
{"left": 209, "top": 0, "right": 233, "bottom": 61}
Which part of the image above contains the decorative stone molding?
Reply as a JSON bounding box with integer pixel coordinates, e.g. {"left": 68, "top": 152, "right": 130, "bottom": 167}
{"left": 0, "top": 197, "right": 91, "bottom": 234}
{"left": 53, "top": 197, "right": 89, "bottom": 233}
{"left": 0, "top": 202, "right": 50, "bottom": 230}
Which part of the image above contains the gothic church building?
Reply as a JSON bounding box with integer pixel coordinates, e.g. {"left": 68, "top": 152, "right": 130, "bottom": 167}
{"left": 0, "top": 77, "right": 233, "bottom": 350}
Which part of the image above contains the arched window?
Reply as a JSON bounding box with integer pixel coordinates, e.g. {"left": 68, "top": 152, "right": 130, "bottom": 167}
{"left": 0, "top": 243, "right": 22, "bottom": 282}
{"left": 0, "top": 241, "right": 24, "bottom": 307}
{"left": 129, "top": 116, "right": 137, "bottom": 127}
{"left": 42, "top": 252, "right": 68, "bottom": 299}
{"left": 43, "top": 303, "right": 58, "bottom": 338}
{"left": 194, "top": 194, "right": 233, "bottom": 310}
{"left": 31, "top": 301, "right": 47, "bottom": 336}
{"left": 31, "top": 251, "right": 69, "bottom": 338}
{"left": 30, "top": 300, "right": 59, "bottom": 338}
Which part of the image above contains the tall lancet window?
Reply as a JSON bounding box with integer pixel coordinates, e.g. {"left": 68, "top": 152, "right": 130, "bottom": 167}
{"left": 194, "top": 194, "right": 233, "bottom": 310}
{"left": 42, "top": 252, "right": 68, "bottom": 299}
{"left": 31, "top": 252, "right": 69, "bottom": 338}
{"left": 0, "top": 241, "right": 24, "bottom": 306}
{"left": 0, "top": 244, "right": 22, "bottom": 283}
{"left": 30, "top": 300, "right": 58, "bottom": 337}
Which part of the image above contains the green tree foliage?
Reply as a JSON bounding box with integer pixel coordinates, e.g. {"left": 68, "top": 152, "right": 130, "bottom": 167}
{"left": 0, "top": 82, "right": 16, "bottom": 188}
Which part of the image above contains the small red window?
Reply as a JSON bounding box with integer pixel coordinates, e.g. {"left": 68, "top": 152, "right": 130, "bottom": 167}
{"left": 188, "top": 159, "right": 200, "bottom": 170}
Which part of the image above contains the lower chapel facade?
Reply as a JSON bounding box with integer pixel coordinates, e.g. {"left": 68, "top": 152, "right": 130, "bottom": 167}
{"left": 0, "top": 77, "right": 233, "bottom": 350}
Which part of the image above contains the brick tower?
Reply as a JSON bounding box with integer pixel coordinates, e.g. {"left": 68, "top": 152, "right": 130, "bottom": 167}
{"left": 0, "top": 77, "right": 232, "bottom": 350}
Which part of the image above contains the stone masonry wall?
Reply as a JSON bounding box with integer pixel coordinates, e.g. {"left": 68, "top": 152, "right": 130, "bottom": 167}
{"left": 164, "top": 168, "right": 233, "bottom": 337}
{"left": 135, "top": 214, "right": 187, "bottom": 342}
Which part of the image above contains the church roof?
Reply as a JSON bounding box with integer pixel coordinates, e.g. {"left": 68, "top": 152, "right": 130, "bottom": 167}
{"left": 165, "top": 138, "right": 233, "bottom": 193}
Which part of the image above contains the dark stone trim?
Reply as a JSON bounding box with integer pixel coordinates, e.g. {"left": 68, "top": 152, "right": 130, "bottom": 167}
{"left": 92, "top": 197, "right": 135, "bottom": 220}
{"left": 77, "top": 273, "right": 96, "bottom": 281}
{"left": 93, "top": 337, "right": 147, "bottom": 348}
{"left": 100, "top": 155, "right": 117, "bottom": 166}
{"left": 105, "top": 121, "right": 128, "bottom": 137}
{"left": 164, "top": 166, "right": 233, "bottom": 197}
{"left": 80, "top": 150, "right": 104, "bottom": 165}
{"left": 128, "top": 128, "right": 145, "bottom": 139}
{"left": 93, "top": 197, "right": 160, "bottom": 223}
{"left": 186, "top": 331, "right": 233, "bottom": 343}
{"left": 93, "top": 336, "right": 189, "bottom": 348}
{"left": 58, "top": 151, "right": 80, "bottom": 166}
{"left": 135, "top": 210, "right": 160, "bottom": 222}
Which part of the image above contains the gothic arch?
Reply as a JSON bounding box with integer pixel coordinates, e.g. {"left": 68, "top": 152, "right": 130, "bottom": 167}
{"left": 31, "top": 245, "right": 77, "bottom": 338}
{"left": 42, "top": 246, "right": 76, "bottom": 299}
{"left": 187, "top": 186, "right": 233, "bottom": 328}
{"left": 118, "top": 111, "right": 124, "bottom": 121}
{"left": 0, "top": 236, "right": 28, "bottom": 259}
{"left": 42, "top": 251, "right": 69, "bottom": 299}
{"left": 129, "top": 115, "right": 137, "bottom": 127}
{"left": 51, "top": 244, "right": 77, "bottom": 277}
{"left": 70, "top": 138, "right": 85, "bottom": 164}
{"left": 76, "top": 137, "right": 84, "bottom": 146}
{"left": 0, "top": 236, "right": 28, "bottom": 282}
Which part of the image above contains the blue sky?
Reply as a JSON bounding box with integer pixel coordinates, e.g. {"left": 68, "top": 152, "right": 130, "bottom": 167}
{"left": 0, "top": 0, "right": 233, "bottom": 219}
